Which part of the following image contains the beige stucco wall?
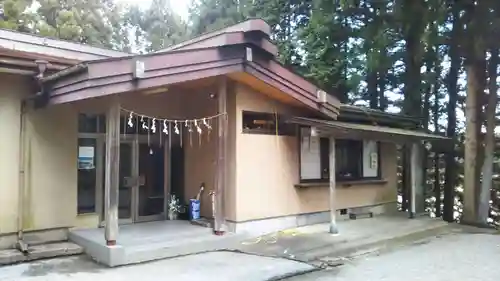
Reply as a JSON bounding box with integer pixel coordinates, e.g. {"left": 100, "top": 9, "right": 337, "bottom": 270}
{"left": 0, "top": 73, "right": 78, "bottom": 241}
{"left": 233, "top": 84, "right": 398, "bottom": 223}
{"left": 25, "top": 104, "right": 78, "bottom": 230}
{"left": 0, "top": 74, "right": 23, "bottom": 235}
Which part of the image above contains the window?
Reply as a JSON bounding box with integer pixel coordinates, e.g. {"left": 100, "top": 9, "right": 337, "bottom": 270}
{"left": 77, "top": 138, "right": 97, "bottom": 214}
{"left": 299, "top": 127, "right": 381, "bottom": 182}
{"left": 78, "top": 113, "right": 105, "bottom": 133}
{"left": 242, "top": 111, "right": 295, "bottom": 136}
{"left": 78, "top": 113, "right": 157, "bottom": 135}
{"left": 336, "top": 139, "right": 363, "bottom": 180}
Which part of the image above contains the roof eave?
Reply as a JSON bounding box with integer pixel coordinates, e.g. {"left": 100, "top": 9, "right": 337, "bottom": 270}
{"left": 339, "top": 105, "right": 422, "bottom": 128}
{"left": 288, "top": 117, "right": 451, "bottom": 145}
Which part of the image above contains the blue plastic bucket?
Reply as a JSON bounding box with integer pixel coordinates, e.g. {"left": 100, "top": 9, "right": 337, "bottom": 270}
{"left": 189, "top": 199, "right": 201, "bottom": 220}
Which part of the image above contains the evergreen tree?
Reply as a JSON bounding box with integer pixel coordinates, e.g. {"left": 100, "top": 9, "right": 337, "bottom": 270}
{"left": 0, "top": 0, "right": 34, "bottom": 32}
{"left": 135, "top": 0, "right": 188, "bottom": 52}
{"left": 189, "top": 0, "right": 250, "bottom": 36}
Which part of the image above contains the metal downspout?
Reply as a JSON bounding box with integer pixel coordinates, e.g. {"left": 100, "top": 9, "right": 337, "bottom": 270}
{"left": 16, "top": 60, "right": 48, "bottom": 253}
{"left": 16, "top": 100, "right": 28, "bottom": 253}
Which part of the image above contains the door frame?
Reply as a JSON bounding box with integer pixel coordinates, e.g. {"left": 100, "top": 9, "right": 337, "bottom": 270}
{"left": 117, "top": 138, "right": 136, "bottom": 225}
{"left": 134, "top": 138, "right": 167, "bottom": 223}
{"left": 78, "top": 133, "right": 168, "bottom": 226}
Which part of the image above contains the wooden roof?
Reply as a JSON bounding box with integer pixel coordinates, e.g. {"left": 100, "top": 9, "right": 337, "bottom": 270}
{"left": 289, "top": 117, "right": 451, "bottom": 145}
{"left": 40, "top": 19, "right": 341, "bottom": 118}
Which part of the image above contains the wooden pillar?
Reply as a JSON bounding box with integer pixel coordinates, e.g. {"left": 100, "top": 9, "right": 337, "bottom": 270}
{"left": 329, "top": 136, "right": 339, "bottom": 234}
{"left": 214, "top": 78, "right": 228, "bottom": 234}
{"left": 409, "top": 142, "right": 425, "bottom": 218}
{"left": 401, "top": 145, "right": 411, "bottom": 212}
{"left": 104, "top": 97, "right": 120, "bottom": 245}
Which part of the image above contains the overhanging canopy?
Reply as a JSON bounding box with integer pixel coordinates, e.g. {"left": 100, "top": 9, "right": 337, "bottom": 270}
{"left": 289, "top": 117, "right": 451, "bottom": 145}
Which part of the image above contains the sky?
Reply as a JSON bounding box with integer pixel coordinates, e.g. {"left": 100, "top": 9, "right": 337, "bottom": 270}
{"left": 118, "top": 0, "right": 191, "bottom": 20}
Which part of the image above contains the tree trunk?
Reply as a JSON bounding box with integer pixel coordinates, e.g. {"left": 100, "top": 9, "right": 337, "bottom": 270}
{"left": 378, "top": 70, "right": 388, "bottom": 111}
{"left": 478, "top": 48, "right": 498, "bottom": 225}
{"left": 433, "top": 77, "right": 441, "bottom": 217}
{"left": 367, "top": 70, "right": 378, "bottom": 109}
{"left": 420, "top": 56, "right": 433, "bottom": 208}
{"left": 463, "top": 61, "right": 480, "bottom": 224}
{"left": 443, "top": 5, "right": 461, "bottom": 222}
{"left": 377, "top": 2, "right": 388, "bottom": 112}
{"left": 402, "top": 0, "right": 424, "bottom": 115}
{"left": 401, "top": 0, "right": 425, "bottom": 213}
{"left": 462, "top": 0, "right": 488, "bottom": 225}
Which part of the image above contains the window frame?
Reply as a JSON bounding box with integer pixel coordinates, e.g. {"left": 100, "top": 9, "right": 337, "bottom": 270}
{"left": 241, "top": 110, "right": 295, "bottom": 136}
{"left": 298, "top": 126, "right": 382, "bottom": 183}
{"left": 77, "top": 137, "right": 99, "bottom": 214}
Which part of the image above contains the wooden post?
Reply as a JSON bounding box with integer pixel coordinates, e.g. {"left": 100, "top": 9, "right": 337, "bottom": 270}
{"left": 164, "top": 123, "right": 172, "bottom": 219}
{"left": 329, "top": 136, "right": 339, "bottom": 234}
{"left": 401, "top": 145, "right": 411, "bottom": 212}
{"left": 214, "top": 77, "right": 227, "bottom": 234}
{"left": 410, "top": 142, "right": 425, "bottom": 218}
{"left": 104, "top": 97, "right": 120, "bottom": 245}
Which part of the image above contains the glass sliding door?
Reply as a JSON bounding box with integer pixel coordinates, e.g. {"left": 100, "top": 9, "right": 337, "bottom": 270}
{"left": 79, "top": 114, "right": 168, "bottom": 225}
{"left": 118, "top": 142, "right": 134, "bottom": 220}
{"left": 101, "top": 140, "right": 135, "bottom": 224}
{"left": 77, "top": 138, "right": 97, "bottom": 214}
{"left": 136, "top": 142, "right": 165, "bottom": 222}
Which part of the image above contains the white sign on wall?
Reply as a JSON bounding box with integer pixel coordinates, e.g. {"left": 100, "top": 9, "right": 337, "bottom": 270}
{"left": 363, "top": 140, "right": 378, "bottom": 177}
{"left": 300, "top": 128, "right": 321, "bottom": 180}
{"left": 78, "top": 146, "right": 95, "bottom": 170}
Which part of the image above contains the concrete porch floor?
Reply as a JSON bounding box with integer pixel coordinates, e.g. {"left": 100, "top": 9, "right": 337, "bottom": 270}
{"left": 69, "top": 220, "right": 247, "bottom": 267}
{"left": 68, "top": 214, "right": 452, "bottom": 268}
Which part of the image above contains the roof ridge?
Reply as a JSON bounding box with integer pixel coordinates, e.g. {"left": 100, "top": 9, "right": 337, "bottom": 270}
{"left": 155, "top": 18, "right": 271, "bottom": 53}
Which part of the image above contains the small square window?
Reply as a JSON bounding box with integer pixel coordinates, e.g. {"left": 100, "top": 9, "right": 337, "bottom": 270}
{"left": 242, "top": 111, "right": 295, "bottom": 136}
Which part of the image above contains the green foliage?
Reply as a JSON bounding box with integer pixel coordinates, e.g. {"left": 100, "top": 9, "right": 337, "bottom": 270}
{"left": 0, "top": 0, "right": 34, "bottom": 31}
{"left": 31, "top": 0, "right": 116, "bottom": 48}
{"left": 251, "top": 0, "right": 311, "bottom": 69}
{"left": 189, "top": 0, "right": 250, "bottom": 36}
{"left": 132, "top": 0, "right": 189, "bottom": 52}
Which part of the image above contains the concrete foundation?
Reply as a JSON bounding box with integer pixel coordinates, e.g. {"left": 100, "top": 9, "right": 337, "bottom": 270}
{"left": 0, "top": 228, "right": 69, "bottom": 250}
{"left": 227, "top": 202, "right": 397, "bottom": 236}
{"left": 69, "top": 220, "right": 247, "bottom": 267}
{"left": 0, "top": 242, "right": 82, "bottom": 265}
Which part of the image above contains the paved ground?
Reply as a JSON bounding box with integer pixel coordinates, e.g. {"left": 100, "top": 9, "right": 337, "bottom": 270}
{"left": 238, "top": 215, "right": 448, "bottom": 262}
{"left": 284, "top": 233, "right": 500, "bottom": 281}
{"left": 1, "top": 221, "right": 496, "bottom": 281}
{"left": 0, "top": 251, "right": 314, "bottom": 281}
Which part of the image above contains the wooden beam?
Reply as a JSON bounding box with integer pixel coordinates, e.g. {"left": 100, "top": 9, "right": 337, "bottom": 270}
{"left": 104, "top": 97, "right": 120, "bottom": 245}
{"left": 214, "top": 77, "right": 228, "bottom": 234}
{"left": 329, "top": 136, "right": 339, "bottom": 234}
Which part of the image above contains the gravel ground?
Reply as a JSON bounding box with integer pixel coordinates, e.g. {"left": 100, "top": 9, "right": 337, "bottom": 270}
{"left": 286, "top": 233, "right": 500, "bottom": 281}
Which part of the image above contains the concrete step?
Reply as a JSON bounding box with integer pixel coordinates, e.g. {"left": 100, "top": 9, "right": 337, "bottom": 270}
{"left": 125, "top": 233, "right": 246, "bottom": 265}
{"left": 0, "top": 242, "right": 83, "bottom": 266}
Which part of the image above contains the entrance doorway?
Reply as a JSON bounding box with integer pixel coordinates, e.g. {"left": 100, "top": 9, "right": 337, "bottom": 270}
{"left": 77, "top": 114, "right": 167, "bottom": 226}
{"left": 102, "top": 137, "right": 166, "bottom": 224}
